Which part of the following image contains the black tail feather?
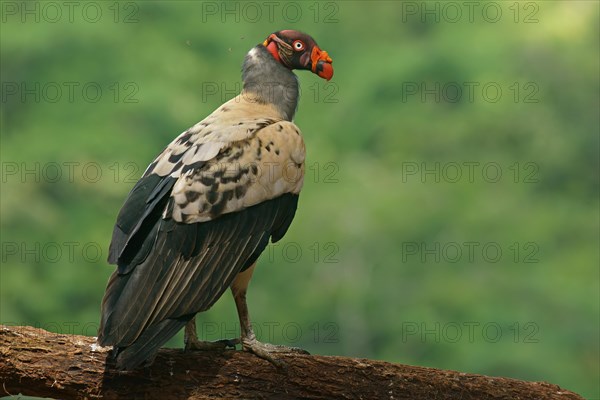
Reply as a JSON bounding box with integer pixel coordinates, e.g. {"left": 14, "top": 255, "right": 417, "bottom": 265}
{"left": 111, "top": 317, "right": 191, "bottom": 370}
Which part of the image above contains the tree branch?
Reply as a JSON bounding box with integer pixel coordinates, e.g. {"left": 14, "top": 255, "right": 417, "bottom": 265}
{"left": 0, "top": 325, "right": 583, "bottom": 399}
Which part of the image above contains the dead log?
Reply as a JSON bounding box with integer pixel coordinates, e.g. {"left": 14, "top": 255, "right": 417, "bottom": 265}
{"left": 0, "top": 325, "right": 583, "bottom": 399}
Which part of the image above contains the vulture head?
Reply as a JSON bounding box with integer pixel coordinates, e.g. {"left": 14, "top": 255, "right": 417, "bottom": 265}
{"left": 263, "top": 30, "right": 334, "bottom": 81}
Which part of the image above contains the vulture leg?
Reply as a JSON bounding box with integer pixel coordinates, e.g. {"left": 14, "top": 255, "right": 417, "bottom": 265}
{"left": 184, "top": 315, "right": 239, "bottom": 351}
{"left": 231, "top": 263, "right": 309, "bottom": 367}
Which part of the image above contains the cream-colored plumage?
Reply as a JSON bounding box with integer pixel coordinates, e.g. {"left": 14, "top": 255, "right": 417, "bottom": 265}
{"left": 145, "top": 95, "right": 305, "bottom": 223}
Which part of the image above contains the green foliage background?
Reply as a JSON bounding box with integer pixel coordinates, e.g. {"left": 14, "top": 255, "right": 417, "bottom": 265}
{"left": 1, "top": 1, "right": 598, "bottom": 397}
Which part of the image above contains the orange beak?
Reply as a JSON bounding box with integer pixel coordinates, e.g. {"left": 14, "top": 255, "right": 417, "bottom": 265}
{"left": 311, "top": 46, "right": 333, "bottom": 81}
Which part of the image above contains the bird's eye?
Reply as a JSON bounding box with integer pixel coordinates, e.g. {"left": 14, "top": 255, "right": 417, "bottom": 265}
{"left": 292, "top": 40, "right": 304, "bottom": 51}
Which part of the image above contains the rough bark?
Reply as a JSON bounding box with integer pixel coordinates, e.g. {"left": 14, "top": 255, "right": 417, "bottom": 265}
{"left": 0, "top": 325, "right": 583, "bottom": 400}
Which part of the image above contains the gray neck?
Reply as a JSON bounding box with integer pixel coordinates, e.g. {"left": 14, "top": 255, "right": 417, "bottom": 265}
{"left": 241, "top": 45, "right": 299, "bottom": 121}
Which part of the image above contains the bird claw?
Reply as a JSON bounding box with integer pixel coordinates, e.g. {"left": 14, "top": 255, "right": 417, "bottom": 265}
{"left": 242, "top": 337, "right": 309, "bottom": 368}
{"left": 185, "top": 337, "right": 240, "bottom": 351}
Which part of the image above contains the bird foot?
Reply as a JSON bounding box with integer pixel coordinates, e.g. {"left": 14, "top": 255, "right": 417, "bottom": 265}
{"left": 242, "top": 337, "right": 309, "bottom": 367}
{"left": 185, "top": 337, "right": 239, "bottom": 351}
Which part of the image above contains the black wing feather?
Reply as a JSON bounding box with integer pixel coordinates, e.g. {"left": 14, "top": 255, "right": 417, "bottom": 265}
{"left": 107, "top": 173, "right": 177, "bottom": 268}
{"left": 99, "top": 187, "right": 298, "bottom": 370}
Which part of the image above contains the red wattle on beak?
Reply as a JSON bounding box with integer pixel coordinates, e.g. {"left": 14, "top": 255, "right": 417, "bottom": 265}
{"left": 311, "top": 46, "right": 333, "bottom": 81}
